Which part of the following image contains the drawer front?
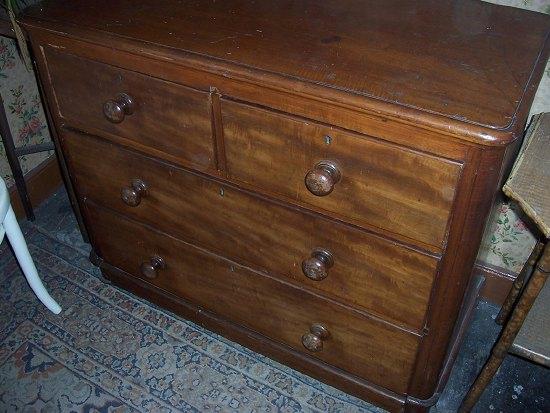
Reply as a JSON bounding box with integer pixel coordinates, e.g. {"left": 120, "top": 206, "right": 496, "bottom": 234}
{"left": 87, "top": 203, "right": 420, "bottom": 394}
{"left": 221, "top": 100, "right": 463, "bottom": 248}
{"left": 64, "top": 130, "right": 438, "bottom": 331}
{"left": 44, "top": 46, "right": 214, "bottom": 170}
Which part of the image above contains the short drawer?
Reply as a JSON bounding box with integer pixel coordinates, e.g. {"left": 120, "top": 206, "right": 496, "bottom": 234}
{"left": 221, "top": 100, "right": 463, "bottom": 248}
{"left": 87, "top": 203, "right": 420, "bottom": 394}
{"left": 63, "top": 129, "right": 438, "bottom": 331}
{"left": 43, "top": 46, "right": 214, "bottom": 170}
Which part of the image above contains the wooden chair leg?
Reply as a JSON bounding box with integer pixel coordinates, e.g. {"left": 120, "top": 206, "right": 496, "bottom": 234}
{"left": 459, "top": 242, "right": 550, "bottom": 412}
{"left": 496, "top": 242, "right": 544, "bottom": 325}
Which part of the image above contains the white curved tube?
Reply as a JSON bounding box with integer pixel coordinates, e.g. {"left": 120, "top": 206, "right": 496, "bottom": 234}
{"left": 3, "top": 205, "right": 61, "bottom": 314}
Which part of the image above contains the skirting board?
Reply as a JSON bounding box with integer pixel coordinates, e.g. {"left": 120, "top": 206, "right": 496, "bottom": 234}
{"left": 474, "top": 260, "right": 516, "bottom": 305}
{"left": 8, "top": 155, "right": 62, "bottom": 219}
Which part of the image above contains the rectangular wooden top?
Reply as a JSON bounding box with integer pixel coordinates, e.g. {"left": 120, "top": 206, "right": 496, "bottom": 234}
{"left": 504, "top": 113, "right": 550, "bottom": 238}
{"left": 22, "top": 0, "right": 550, "bottom": 142}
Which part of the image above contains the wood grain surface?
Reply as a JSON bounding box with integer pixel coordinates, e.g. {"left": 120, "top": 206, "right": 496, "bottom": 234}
{"left": 222, "top": 100, "right": 463, "bottom": 247}
{"left": 44, "top": 46, "right": 215, "bottom": 170}
{"left": 63, "top": 129, "right": 438, "bottom": 331}
{"left": 21, "top": 1, "right": 550, "bottom": 410}
{"left": 22, "top": 0, "right": 550, "bottom": 131}
{"left": 86, "top": 202, "right": 421, "bottom": 395}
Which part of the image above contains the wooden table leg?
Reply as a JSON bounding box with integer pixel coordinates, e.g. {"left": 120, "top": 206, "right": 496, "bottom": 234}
{"left": 459, "top": 242, "right": 550, "bottom": 412}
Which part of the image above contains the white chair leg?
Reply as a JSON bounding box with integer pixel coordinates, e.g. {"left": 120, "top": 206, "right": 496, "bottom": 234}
{"left": 3, "top": 205, "right": 61, "bottom": 314}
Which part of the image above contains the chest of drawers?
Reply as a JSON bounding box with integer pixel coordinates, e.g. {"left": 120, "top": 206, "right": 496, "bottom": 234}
{"left": 21, "top": 1, "right": 549, "bottom": 411}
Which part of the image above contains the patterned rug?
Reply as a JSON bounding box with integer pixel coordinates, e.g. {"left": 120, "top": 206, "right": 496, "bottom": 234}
{"left": 2, "top": 189, "right": 550, "bottom": 412}
{"left": 0, "top": 216, "right": 382, "bottom": 412}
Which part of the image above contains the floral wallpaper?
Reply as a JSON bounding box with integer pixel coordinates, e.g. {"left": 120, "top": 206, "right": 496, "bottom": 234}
{"left": 0, "top": 36, "right": 52, "bottom": 188}
{"left": 0, "top": 1, "right": 548, "bottom": 274}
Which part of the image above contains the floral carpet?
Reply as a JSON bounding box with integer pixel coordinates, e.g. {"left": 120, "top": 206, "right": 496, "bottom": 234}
{"left": 1, "top": 189, "right": 550, "bottom": 412}
{"left": 0, "top": 200, "right": 383, "bottom": 412}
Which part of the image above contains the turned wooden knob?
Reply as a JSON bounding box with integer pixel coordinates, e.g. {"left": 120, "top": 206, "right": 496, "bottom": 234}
{"left": 121, "top": 179, "right": 147, "bottom": 207}
{"left": 103, "top": 93, "right": 134, "bottom": 123}
{"left": 305, "top": 161, "right": 341, "bottom": 196}
{"left": 140, "top": 255, "right": 165, "bottom": 279}
{"left": 302, "top": 248, "right": 334, "bottom": 281}
{"left": 302, "top": 323, "right": 330, "bottom": 352}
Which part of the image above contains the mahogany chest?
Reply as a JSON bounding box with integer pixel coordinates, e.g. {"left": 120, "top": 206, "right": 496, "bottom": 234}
{"left": 21, "top": 1, "right": 549, "bottom": 411}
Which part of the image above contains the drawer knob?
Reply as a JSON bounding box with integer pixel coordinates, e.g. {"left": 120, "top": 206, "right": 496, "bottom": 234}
{"left": 103, "top": 93, "right": 134, "bottom": 123}
{"left": 121, "top": 179, "right": 147, "bottom": 207}
{"left": 302, "top": 248, "right": 334, "bottom": 281}
{"left": 140, "top": 255, "right": 165, "bottom": 279}
{"left": 302, "top": 323, "right": 330, "bottom": 352}
{"left": 305, "top": 161, "right": 341, "bottom": 196}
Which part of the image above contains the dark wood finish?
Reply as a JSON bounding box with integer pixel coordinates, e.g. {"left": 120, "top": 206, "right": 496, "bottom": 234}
{"left": 7, "top": 156, "right": 62, "bottom": 220}
{"left": 42, "top": 47, "right": 215, "bottom": 171}
{"left": 120, "top": 179, "right": 147, "bottom": 207}
{"left": 406, "top": 275, "right": 486, "bottom": 410}
{"left": 302, "top": 248, "right": 334, "bottom": 281}
{"left": 222, "top": 100, "right": 463, "bottom": 248}
{"left": 29, "top": 46, "right": 91, "bottom": 243}
{"left": 102, "top": 92, "right": 134, "bottom": 124}
{"left": 21, "top": 0, "right": 550, "bottom": 135}
{"left": 302, "top": 323, "right": 331, "bottom": 353}
{"left": 406, "top": 144, "right": 508, "bottom": 404}
{"left": 62, "top": 129, "right": 437, "bottom": 332}
{"left": 140, "top": 255, "right": 166, "bottom": 279}
{"left": 460, "top": 243, "right": 550, "bottom": 412}
{"left": 20, "top": 1, "right": 550, "bottom": 411}
{"left": 474, "top": 261, "right": 516, "bottom": 305}
{"left": 305, "top": 161, "right": 342, "bottom": 197}
{"left": 86, "top": 203, "right": 421, "bottom": 395}
{"left": 21, "top": 14, "right": 549, "bottom": 147}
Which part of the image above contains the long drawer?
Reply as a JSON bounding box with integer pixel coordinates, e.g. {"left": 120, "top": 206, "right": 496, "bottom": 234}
{"left": 63, "top": 129, "right": 439, "bottom": 331}
{"left": 43, "top": 47, "right": 215, "bottom": 170}
{"left": 86, "top": 203, "right": 420, "bottom": 394}
{"left": 221, "top": 100, "right": 463, "bottom": 248}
